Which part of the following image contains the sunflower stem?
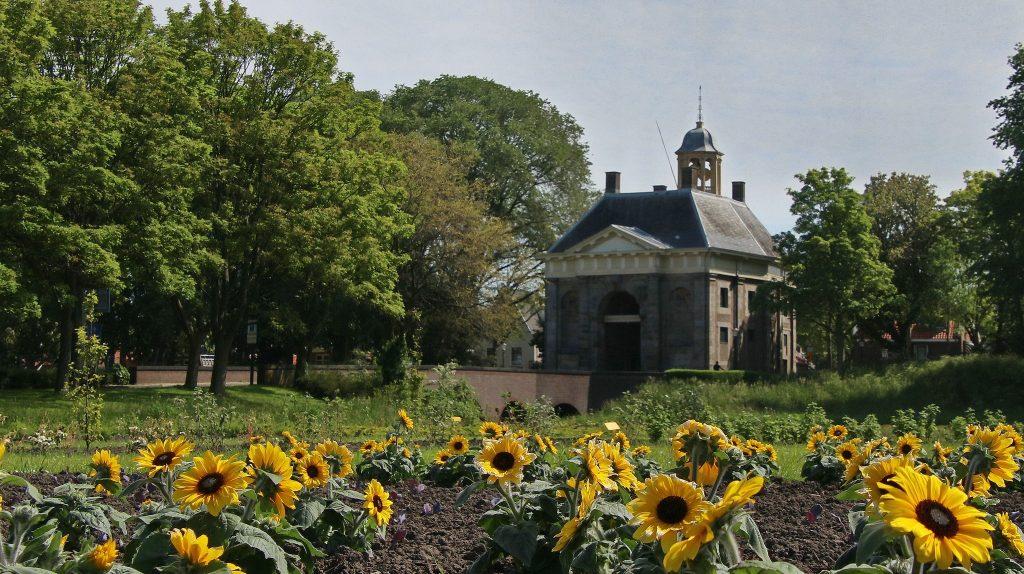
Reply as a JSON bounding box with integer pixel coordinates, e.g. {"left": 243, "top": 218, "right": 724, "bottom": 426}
{"left": 722, "top": 530, "right": 742, "bottom": 566}
{"left": 496, "top": 482, "right": 522, "bottom": 522}
{"left": 709, "top": 462, "right": 730, "bottom": 500}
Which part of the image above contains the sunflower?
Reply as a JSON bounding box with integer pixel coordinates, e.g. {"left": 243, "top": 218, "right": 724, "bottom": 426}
{"left": 966, "top": 428, "right": 1020, "bottom": 488}
{"left": 170, "top": 528, "right": 224, "bottom": 567}
{"left": 933, "top": 441, "right": 953, "bottom": 465}
{"left": 603, "top": 442, "right": 641, "bottom": 491}
{"left": 434, "top": 449, "right": 453, "bottom": 464}
{"left": 359, "top": 440, "right": 378, "bottom": 456}
{"left": 806, "top": 431, "right": 827, "bottom": 452}
{"left": 88, "top": 539, "right": 117, "bottom": 571}
{"left": 533, "top": 434, "right": 548, "bottom": 453}
{"left": 718, "top": 476, "right": 764, "bottom": 511}
{"left": 289, "top": 446, "right": 309, "bottom": 462}
{"left": 879, "top": 466, "right": 993, "bottom": 569}
{"left": 295, "top": 452, "right": 330, "bottom": 488}
{"left": 314, "top": 440, "right": 354, "bottom": 478}
{"left": 696, "top": 461, "right": 719, "bottom": 486}
{"left": 89, "top": 450, "right": 122, "bottom": 494}
{"left": 447, "top": 435, "right": 470, "bottom": 455}
{"left": 627, "top": 474, "right": 710, "bottom": 543}
{"left": 247, "top": 442, "right": 302, "bottom": 518}
{"left": 546, "top": 436, "right": 559, "bottom": 455}
{"left": 843, "top": 451, "right": 868, "bottom": 483}
{"left": 281, "top": 430, "right": 299, "bottom": 447}
{"left": 476, "top": 434, "right": 536, "bottom": 486}
{"left": 613, "top": 431, "right": 631, "bottom": 450}
{"left": 0, "top": 441, "right": 6, "bottom": 464}
{"left": 553, "top": 481, "right": 597, "bottom": 552}
{"left": 896, "top": 434, "right": 923, "bottom": 458}
{"left": 996, "top": 424, "right": 1024, "bottom": 455}
{"left": 828, "top": 425, "right": 849, "bottom": 440}
{"left": 749, "top": 440, "right": 778, "bottom": 461}
{"left": 135, "top": 436, "right": 194, "bottom": 477}
{"left": 227, "top": 564, "right": 245, "bottom": 574}
{"left": 173, "top": 451, "right": 250, "bottom": 516}
{"left": 632, "top": 445, "right": 651, "bottom": 457}
{"left": 862, "top": 456, "right": 913, "bottom": 506}
{"left": 364, "top": 479, "right": 393, "bottom": 526}
{"left": 580, "top": 441, "right": 617, "bottom": 491}
{"left": 997, "top": 512, "right": 1024, "bottom": 556}
{"left": 835, "top": 440, "right": 860, "bottom": 463}
{"left": 479, "top": 421, "right": 505, "bottom": 438}
{"left": 397, "top": 409, "right": 414, "bottom": 430}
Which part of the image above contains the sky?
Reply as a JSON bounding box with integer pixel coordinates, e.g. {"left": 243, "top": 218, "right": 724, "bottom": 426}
{"left": 149, "top": 1, "right": 1024, "bottom": 233}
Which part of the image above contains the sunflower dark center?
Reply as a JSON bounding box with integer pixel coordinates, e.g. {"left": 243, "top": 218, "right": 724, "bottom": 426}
{"left": 841, "top": 450, "right": 853, "bottom": 460}
{"left": 656, "top": 496, "right": 689, "bottom": 524}
{"left": 294, "top": 451, "right": 305, "bottom": 459}
{"left": 197, "top": 473, "right": 225, "bottom": 494}
{"left": 454, "top": 442, "right": 464, "bottom": 450}
{"left": 901, "top": 444, "right": 913, "bottom": 455}
{"left": 492, "top": 451, "right": 516, "bottom": 472}
{"left": 373, "top": 495, "right": 384, "bottom": 511}
{"left": 153, "top": 452, "right": 175, "bottom": 466}
{"left": 307, "top": 465, "right": 320, "bottom": 478}
{"left": 916, "top": 500, "right": 958, "bottom": 538}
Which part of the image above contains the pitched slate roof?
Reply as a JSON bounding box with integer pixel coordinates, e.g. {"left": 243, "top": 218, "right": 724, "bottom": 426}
{"left": 548, "top": 188, "right": 776, "bottom": 259}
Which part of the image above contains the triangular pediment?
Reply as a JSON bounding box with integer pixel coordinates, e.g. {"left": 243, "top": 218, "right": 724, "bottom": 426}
{"left": 566, "top": 225, "right": 670, "bottom": 254}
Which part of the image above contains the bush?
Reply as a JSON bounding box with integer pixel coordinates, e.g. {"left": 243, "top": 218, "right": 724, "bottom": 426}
{"left": 296, "top": 368, "right": 380, "bottom": 399}
{"left": 416, "top": 363, "right": 482, "bottom": 442}
{"left": 0, "top": 367, "right": 54, "bottom": 389}
{"left": 663, "top": 368, "right": 760, "bottom": 383}
{"left": 891, "top": 403, "right": 941, "bottom": 439}
{"left": 611, "top": 378, "right": 711, "bottom": 441}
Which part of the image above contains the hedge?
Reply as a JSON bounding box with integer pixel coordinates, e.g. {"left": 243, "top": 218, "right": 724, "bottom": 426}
{"left": 663, "top": 368, "right": 760, "bottom": 383}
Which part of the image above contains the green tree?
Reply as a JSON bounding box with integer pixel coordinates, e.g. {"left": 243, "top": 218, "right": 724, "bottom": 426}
{"left": 861, "top": 172, "right": 956, "bottom": 355}
{"left": 388, "top": 133, "right": 518, "bottom": 364}
{"left": 382, "top": 75, "right": 595, "bottom": 294}
{"left": 981, "top": 43, "right": 1024, "bottom": 353}
{"left": 164, "top": 1, "right": 407, "bottom": 393}
{"left": 765, "top": 168, "right": 896, "bottom": 370}
{"left": 941, "top": 171, "right": 997, "bottom": 348}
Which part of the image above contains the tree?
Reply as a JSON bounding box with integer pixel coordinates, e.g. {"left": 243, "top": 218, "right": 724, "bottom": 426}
{"left": 764, "top": 168, "right": 895, "bottom": 370}
{"left": 382, "top": 75, "right": 595, "bottom": 295}
{"left": 980, "top": 43, "right": 1024, "bottom": 353}
{"left": 164, "top": 1, "right": 407, "bottom": 393}
{"left": 0, "top": 0, "right": 149, "bottom": 386}
{"left": 388, "top": 133, "right": 518, "bottom": 364}
{"left": 942, "top": 171, "right": 997, "bottom": 349}
{"left": 861, "top": 172, "right": 956, "bottom": 355}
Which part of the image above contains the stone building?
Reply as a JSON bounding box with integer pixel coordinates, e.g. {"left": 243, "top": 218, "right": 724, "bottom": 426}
{"left": 541, "top": 119, "right": 797, "bottom": 373}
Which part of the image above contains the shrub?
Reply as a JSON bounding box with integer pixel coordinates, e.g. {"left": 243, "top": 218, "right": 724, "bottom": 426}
{"left": 611, "top": 378, "right": 710, "bottom": 441}
{"left": 890, "top": 403, "right": 941, "bottom": 439}
{"left": 296, "top": 368, "right": 380, "bottom": 398}
{"left": 0, "top": 367, "right": 54, "bottom": 389}
{"left": 416, "top": 363, "right": 482, "bottom": 442}
{"left": 505, "top": 394, "right": 559, "bottom": 436}
{"left": 663, "top": 368, "right": 759, "bottom": 383}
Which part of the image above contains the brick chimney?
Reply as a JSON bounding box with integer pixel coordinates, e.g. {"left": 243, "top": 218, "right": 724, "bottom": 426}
{"left": 731, "top": 181, "right": 746, "bottom": 202}
{"left": 605, "top": 171, "right": 621, "bottom": 194}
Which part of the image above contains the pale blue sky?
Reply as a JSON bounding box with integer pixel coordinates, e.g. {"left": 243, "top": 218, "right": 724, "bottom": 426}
{"left": 150, "top": 1, "right": 1024, "bottom": 232}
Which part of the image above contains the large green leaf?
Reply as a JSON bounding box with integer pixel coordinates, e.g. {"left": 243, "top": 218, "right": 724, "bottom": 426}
{"left": 855, "top": 521, "right": 892, "bottom": 564}
{"left": 0, "top": 474, "right": 42, "bottom": 502}
{"left": 231, "top": 523, "right": 290, "bottom": 574}
{"left": 730, "top": 560, "right": 805, "bottom": 574}
{"left": 492, "top": 522, "right": 539, "bottom": 566}
{"left": 291, "top": 498, "right": 325, "bottom": 529}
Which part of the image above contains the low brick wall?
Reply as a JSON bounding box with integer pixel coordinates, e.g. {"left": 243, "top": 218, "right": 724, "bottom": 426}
{"left": 134, "top": 365, "right": 253, "bottom": 386}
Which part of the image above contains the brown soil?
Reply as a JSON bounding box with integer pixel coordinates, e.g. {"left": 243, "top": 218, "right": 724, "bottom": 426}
{"left": 6, "top": 474, "right": 1024, "bottom": 574}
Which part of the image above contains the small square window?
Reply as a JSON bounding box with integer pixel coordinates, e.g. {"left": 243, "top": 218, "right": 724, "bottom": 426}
{"left": 719, "top": 326, "right": 729, "bottom": 343}
{"left": 719, "top": 287, "right": 729, "bottom": 308}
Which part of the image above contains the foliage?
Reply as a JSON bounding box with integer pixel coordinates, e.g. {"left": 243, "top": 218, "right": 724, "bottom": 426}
{"left": 415, "top": 363, "right": 483, "bottom": 443}
{"left": 383, "top": 75, "right": 596, "bottom": 296}
{"left": 762, "top": 168, "right": 895, "bottom": 370}
{"left": 611, "top": 379, "right": 711, "bottom": 441}
{"left": 664, "top": 369, "right": 760, "bottom": 383}
{"left": 890, "top": 404, "right": 941, "bottom": 440}
{"left": 295, "top": 368, "right": 380, "bottom": 399}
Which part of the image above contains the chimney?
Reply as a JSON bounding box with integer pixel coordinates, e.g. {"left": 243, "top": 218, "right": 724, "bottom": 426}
{"left": 652, "top": 185, "right": 667, "bottom": 191}
{"left": 731, "top": 181, "right": 746, "bottom": 202}
{"left": 679, "top": 166, "right": 693, "bottom": 189}
{"left": 605, "top": 171, "right": 621, "bottom": 194}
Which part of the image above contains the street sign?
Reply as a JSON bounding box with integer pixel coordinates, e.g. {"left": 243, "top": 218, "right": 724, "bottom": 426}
{"left": 246, "top": 320, "right": 257, "bottom": 345}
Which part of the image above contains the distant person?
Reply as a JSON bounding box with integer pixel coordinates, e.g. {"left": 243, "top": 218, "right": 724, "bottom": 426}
{"left": 713, "top": 361, "right": 721, "bottom": 371}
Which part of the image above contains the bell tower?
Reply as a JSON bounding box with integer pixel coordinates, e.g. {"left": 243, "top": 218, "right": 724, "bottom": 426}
{"left": 675, "top": 88, "right": 723, "bottom": 194}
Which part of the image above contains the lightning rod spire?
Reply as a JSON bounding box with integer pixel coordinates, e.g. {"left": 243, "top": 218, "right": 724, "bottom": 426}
{"left": 698, "top": 85, "right": 703, "bottom": 124}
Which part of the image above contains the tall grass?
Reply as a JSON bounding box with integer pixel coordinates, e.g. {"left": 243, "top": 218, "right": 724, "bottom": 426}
{"left": 699, "top": 355, "right": 1024, "bottom": 422}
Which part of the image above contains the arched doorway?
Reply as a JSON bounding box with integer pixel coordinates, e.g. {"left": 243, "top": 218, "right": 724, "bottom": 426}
{"left": 602, "top": 291, "right": 641, "bottom": 371}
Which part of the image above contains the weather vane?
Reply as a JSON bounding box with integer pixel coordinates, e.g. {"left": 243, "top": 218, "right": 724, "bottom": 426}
{"left": 698, "top": 85, "right": 703, "bottom": 123}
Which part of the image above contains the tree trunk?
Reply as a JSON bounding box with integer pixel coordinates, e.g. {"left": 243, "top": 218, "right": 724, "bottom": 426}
{"left": 294, "top": 345, "right": 309, "bottom": 384}
{"left": 184, "top": 330, "right": 203, "bottom": 390}
{"left": 55, "top": 293, "right": 82, "bottom": 391}
{"left": 210, "top": 330, "right": 234, "bottom": 395}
